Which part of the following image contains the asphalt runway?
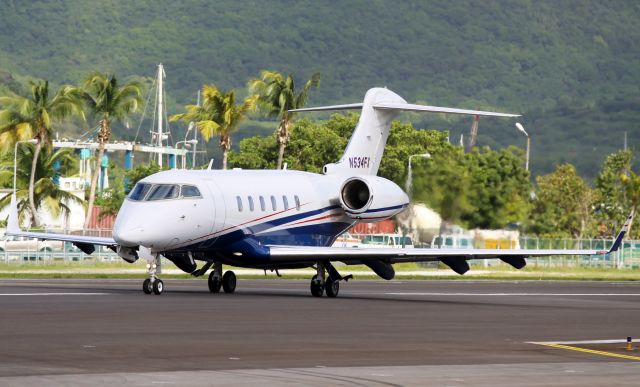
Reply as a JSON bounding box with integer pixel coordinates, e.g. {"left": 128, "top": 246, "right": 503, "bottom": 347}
{"left": 1, "top": 278, "right": 640, "bottom": 386}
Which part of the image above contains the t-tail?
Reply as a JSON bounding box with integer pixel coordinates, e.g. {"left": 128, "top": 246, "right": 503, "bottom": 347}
{"left": 291, "top": 87, "right": 520, "bottom": 176}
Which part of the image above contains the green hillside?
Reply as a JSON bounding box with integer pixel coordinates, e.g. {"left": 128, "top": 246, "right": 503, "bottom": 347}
{"left": 0, "top": 0, "right": 638, "bottom": 178}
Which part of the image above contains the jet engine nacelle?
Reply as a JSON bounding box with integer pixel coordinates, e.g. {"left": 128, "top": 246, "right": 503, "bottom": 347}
{"left": 339, "top": 176, "right": 409, "bottom": 222}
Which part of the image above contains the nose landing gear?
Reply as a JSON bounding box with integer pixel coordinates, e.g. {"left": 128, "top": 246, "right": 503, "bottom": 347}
{"left": 142, "top": 254, "right": 164, "bottom": 295}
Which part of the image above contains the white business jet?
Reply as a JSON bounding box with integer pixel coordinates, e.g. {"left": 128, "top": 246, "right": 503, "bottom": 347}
{"left": 6, "top": 88, "right": 633, "bottom": 297}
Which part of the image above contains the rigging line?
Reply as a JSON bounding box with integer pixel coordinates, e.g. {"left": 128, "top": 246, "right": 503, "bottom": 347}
{"left": 133, "top": 76, "right": 157, "bottom": 143}
{"left": 77, "top": 124, "right": 101, "bottom": 141}
{"left": 163, "top": 82, "right": 174, "bottom": 147}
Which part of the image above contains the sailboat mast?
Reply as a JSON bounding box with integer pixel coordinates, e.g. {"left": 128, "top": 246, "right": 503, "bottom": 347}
{"left": 192, "top": 89, "right": 200, "bottom": 168}
{"left": 156, "top": 64, "right": 165, "bottom": 167}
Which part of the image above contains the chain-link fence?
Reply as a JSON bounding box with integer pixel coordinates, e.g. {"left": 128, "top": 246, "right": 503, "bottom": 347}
{"left": 2, "top": 231, "right": 640, "bottom": 269}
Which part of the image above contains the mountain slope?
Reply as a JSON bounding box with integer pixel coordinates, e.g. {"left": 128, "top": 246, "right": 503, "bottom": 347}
{"left": 0, "top": 0, "right": 638, "bottom": 177}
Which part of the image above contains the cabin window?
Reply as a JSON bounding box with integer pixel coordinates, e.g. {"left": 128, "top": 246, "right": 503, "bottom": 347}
{"left": 283, "top": 195, "right": 289, "bottom": 210}
{"left": 181, "top": 185, "right": 201, "bottom": 198}
{"left": 259, "top": 196, "right": 266, "bottom": 211}
{"left": 248, "top": 196, "right": 255, "bottom": 211}
{"left": 271, "top": 195, "right": 277, "bottom": 211}
{"left": 146, "top": 184, "right": 180, "bottom": 201}
{"left": 236, "top": 196, "right": 243, "bottom": 212}
{"left": 294, "top": 195, "right": 301, "bottom": 211}
{"left": 128, "top": 183, "right": 152, "bottom": 201}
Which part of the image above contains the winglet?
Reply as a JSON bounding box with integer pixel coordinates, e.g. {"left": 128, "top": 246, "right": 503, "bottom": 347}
{"left": 6, "top": 193, "right": 20, "bottom": 234}
{"left": 607, "top": 209, "right": 635, "bottom": 253}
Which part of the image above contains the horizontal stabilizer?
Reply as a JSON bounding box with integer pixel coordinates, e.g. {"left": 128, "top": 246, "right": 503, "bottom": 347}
{"left": 373, "top": 102, "right": 520, "bottom": 117}
{"left": 290, "top": 103, "right": 363, "bottom": 112}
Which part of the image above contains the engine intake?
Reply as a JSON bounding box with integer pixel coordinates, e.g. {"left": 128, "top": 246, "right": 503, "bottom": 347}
{"left": 341, "top": 178, "right": 372, "bottom": 212}
{"left": 339, "top": 176, "right": 409, "bottom": 222}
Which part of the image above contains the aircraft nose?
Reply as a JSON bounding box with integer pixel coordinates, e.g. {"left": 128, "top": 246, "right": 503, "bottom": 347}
{"left": 112, "top": 224, "right": 146, "bottom": 247}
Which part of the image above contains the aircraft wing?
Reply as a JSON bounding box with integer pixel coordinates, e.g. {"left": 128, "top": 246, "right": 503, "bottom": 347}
{"left": 268, "top": 246, "right": 600, "bottom": 262}
{"left": 5, "top": 193, "right": 116, "bottom": 254}
{"left": 267, "top": 246, "right": 601, "bottom": 276}
{"left": 269, "top": 210, "right": 634, "bottom": 275}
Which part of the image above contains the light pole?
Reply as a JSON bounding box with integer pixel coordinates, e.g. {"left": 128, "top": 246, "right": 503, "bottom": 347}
{"left": 515, "top": 123, "right": 530, "bottom": 172}
{"left": 175, "top": 139, "right": 198, "bottom": 169}
{"left": 13, "top": 139, "right": 38, "bottom": 194}
{"left": 405, "top": 153, "right": 431, "bottom": 198}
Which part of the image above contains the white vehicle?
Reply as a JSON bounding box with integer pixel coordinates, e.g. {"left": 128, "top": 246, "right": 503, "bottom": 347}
{"left": 6, "top": 87, "right": 630, "bottom": 297}
{"left": 431, "top": 234, "right": 474, "bottom": 249}
{"left": 0, "top": 235, "right": 64, "bottom": 252}
{"left": 332, "top": 233, "right": 362, "bottom": 248}
{"left": 361, "top": 234, "right": 414, "bottom": 249}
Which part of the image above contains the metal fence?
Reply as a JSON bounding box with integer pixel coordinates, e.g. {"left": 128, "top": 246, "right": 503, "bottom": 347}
{"left": 2, "top": 232, "right": 640, "bottom": 270}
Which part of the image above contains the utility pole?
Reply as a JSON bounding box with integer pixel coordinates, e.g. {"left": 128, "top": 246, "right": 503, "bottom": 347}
{"left": 466, "top": 115, "right": 480, "bottom": 153}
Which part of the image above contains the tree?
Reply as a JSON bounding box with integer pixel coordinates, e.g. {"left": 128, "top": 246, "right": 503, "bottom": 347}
{"left": 463, "top": 146, "right": 532, "bottom": 229}
{"left": 528, "top": 164, "right": 595, "bottom": 238}
{"left": 0, "top": 144, "right": 83, "bottom": 227}
{"left": 171, "top": 84, "right": 256, "bottom": 170}
{"left": 620, "top": 170, "right": 640, "bottom": 239}
{"left": 0, "top": 80, "right": 83, "bottom": 226}
{"left": 595, "top": 150, "right": 633, "bottom": 235}
{"left": 412, "top": 148, "right": 473, "bottom": 231}
{"left": 80, "top": 72, "right": 142, "bottom": 229}
{"left": 248, "top": 70, "right": 320, "bottom": 169}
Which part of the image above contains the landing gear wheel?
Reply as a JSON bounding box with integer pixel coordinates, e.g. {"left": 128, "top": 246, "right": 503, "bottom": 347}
{"left": 142, "top": 278, "right": 152, "bottom": 294}
{"left": 208, "top": 271, "right": 222, "bottom": 293}
{"left": 310, "top": 275, "right": 324, "bottom": 297}
{"left": 152, "top": 279, "right": 164, "bottom": 295}
{"left": 222, "top": 271, "right": 236, "bottom": 294}
{"left": 325, "top": 279, "right": 340, "bottom": 298}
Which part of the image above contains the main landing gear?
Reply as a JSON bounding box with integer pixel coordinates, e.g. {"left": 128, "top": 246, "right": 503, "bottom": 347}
{"left": 207, "top": 262, "right": 236, "bottom": 294}
{"left": 142, "top": 254, "right": 164, "bottom": 295}
{"left": 310, "top": 262, "right": 351, "bottom": 298}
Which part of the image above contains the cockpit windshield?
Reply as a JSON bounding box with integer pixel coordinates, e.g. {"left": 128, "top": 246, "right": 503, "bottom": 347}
{"left": 181, "top": 185, "right": 201, "bottom": 197}
{"left": 128, "top": 183, "right": 152, "bottom": 201}
{"left": 146, "top": 184, "right": 180, "bottom": 201}
{"left": 127, "top": 183, "right": 202, "bottom": 201}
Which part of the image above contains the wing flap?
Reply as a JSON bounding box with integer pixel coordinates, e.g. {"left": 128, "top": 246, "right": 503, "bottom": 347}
{"left": 5, "top": 229, "right": 116, "bottom": 247}
{"left": 268, "top": 246, "right": 600, "bottom": 263}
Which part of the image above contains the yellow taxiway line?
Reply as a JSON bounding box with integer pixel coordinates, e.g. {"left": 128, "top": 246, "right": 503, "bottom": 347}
{"left": 531, "top": 342, "right": 640, "bottom": 361}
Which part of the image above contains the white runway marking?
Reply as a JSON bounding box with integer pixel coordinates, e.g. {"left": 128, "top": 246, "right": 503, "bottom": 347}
{"left": 384, "top": 292, "right": 640, "bottom": 296}
{"left": 530, "top": 339, "right": 629, "bottom": 345}
{"left": 0, "top": 292, "right": 110, "bottom": 296}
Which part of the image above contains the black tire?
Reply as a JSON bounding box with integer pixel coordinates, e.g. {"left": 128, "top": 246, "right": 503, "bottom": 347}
{"left": 152, "top": 279, "right": 164, "bottom": 295}
{"left": 222, "top": 271, "right": 236, "bottom": 293}
{"left": 208, "top": 271, "right": 222, "bottom": 293}
{"left": 325, "top": 279, "right": 340, "bottom": 298}
{"left": 142, "top": 278, "right": 152, "bottom": 294}
{"left": 310, "top": 275, "right": 324, "bottom": 297}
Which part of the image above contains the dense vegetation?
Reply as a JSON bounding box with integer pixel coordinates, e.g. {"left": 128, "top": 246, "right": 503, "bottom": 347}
{"left": 228, "top": 115, "right": 640, "bottom": 239}
{"left": 0, "top": 0, "right": 638, "bottom": 178}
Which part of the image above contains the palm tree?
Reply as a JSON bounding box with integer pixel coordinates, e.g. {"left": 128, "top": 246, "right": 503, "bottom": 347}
{"left": 80, "top": 72, "right": 142, "bottom": 229}
{"left": 0, "top": 144, "right": 84, "bottom": 227}
{"left": 171, "top": 84, "right": 256, "bottom": 170}
{"left": 0, "top": 81, "right": 83, "bottom": 226}
{"left": 248, "top": 70, "right": 320, "bottom": 169}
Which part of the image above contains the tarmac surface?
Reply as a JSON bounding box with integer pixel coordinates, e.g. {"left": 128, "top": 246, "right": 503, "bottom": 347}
{"left": 1, "top": 278, "right": 640, "bottom": 386}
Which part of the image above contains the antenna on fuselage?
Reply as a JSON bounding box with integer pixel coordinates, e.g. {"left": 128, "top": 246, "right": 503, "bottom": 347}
{"left": 207, "top": 159, "right": 214, "bottom": 170}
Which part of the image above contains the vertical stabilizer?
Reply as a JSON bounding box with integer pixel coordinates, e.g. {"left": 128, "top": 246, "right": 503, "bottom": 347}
{"left": 323, "top": 88, "right": 405, "bottom": 176}
{"left": 290, "top": 87, "right": 519, "bottom": 177}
